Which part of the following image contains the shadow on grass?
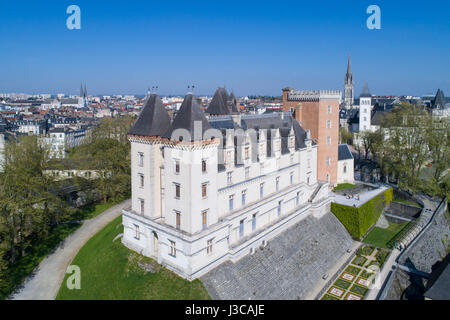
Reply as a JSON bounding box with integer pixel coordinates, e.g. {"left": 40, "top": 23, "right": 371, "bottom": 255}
{"left": 1, "top": 223, "right": 81, "bottom": 300}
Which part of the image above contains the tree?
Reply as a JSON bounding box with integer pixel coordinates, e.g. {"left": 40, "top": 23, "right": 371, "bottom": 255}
{"left": 340, "top": 127, "right": 353, "bottom": 145}
{"left": 0, "top": 136, "right": 71, "bottom": 264}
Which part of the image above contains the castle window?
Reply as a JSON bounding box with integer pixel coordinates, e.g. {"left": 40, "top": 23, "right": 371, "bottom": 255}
{"left": 307, "top": 158, "right": 311, "bottom": 168}
{"left": 296, "top": 192, "right": 300, "bottom": 206}
{"left": 327, "top": 136, "right": 331, "bottom": 145}
{"left": 175, "top": 211, "right": 181, "bottom": 230}
{"left": 245, "top": 167, "right": 250, "bottom": 179}
{"left": 207, "top": 239, "right": 213, "bottom": 255}
{"left": 138, "top": 152, "right": 144, "bottom": 167}
{"left": 242, "top": 190, "right": 247, "bottom": 206}
{"left": 276, "top": 177, "right": 280, "bottom": 191}
{"left": 245, "top": 146, "right": 250, "bottom": 160}
{"left": 202, "top": 160, "right": 207, "bottom": 173}
{"left": 344, "top": 164, "right": 347, "bottom": 174}
{"left": 239, "top": 220, "right": 244, "bottom": 238}
{"left": 260, "top": 183, "right": 264, "bottom": 198}
{"left": 290, "top": 172, "right": 294, "bottom": 185}
{"left": 139, "top": 199, "right": 144, "bottom": 215}
{"left": 134, "top": 224, "right": 140, "bottom": 240}
{"left": 326, "top": 157, "right": 331, "bottom": 166}
{"left": 229, "top": 195, "right": 234, "bottom": 211}
{"left": 328, "top": 105, "right": 332, "bottom": 114}
{"left": 139, "top": 174, "right": 144, "bottom": 188}
{"left": 227, "top": 172, "right": 232, "bottom": 185}
{"left": 202, "top": 183, "right": 207, "bottom": 198}
{"left": 175, "top": 160, "right": 180, "bottom": 174}
{"left": 278, "top": 201, "right": 282, "bottom": 216}
{"left": 169, "top": 240, "right": 176, "bottom": 257}
{"left": 290, "top": 154, "right": 294, "bottom": 164}
{"left": 252, "top": 214, "right": 257, "bottom": 231}
{"left": 327, "top": 120, "right": 332, "bottom": 129}
{"left": 175, "top": 184, "right": 181, "bottom": 199}
{"left": 202, "top": 211, "right": 208, "bottom": 230}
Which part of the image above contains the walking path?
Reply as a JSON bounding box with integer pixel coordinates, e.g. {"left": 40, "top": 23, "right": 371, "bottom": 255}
{"left": 365, "top": 195, "right": 439, "bottom": 300}
{"left": 10, "top": 199, "right": 131, "bottom": 300}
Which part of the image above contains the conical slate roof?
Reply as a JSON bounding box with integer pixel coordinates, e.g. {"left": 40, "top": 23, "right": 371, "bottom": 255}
{"left": 128, "top": 94, "right": 171, "bottom": 137}
{"left": 206, "top": 88, "right": 230, "bottom": 115}
{"left": 163, "top": 94, "right": 212, "bottom": 141}
{"left": 433, "top": 89, "right": 446, "bottom": 109}
{"left": 360, "top": 82, "right": 371, "bottom": 98}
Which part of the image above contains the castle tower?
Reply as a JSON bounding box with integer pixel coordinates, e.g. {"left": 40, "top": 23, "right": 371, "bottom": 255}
{"left": 282, "top": 89, "right": 340, "bottom": 186}
{"left": 344, "top": 56, "right": 354, "bottom": 109}
{"left": 162, "top": 94, "right": 220, "bottom": 235}
{"left": 359, "top": 82, "right": 372, "bottom": 132}
{"left": 127, "top": 94, "right": 171, "bottom": 220}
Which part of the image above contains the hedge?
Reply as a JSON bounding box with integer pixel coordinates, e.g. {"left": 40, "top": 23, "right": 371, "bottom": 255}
{"left": 331, "top": 188, "right": 393, "bottom": 239}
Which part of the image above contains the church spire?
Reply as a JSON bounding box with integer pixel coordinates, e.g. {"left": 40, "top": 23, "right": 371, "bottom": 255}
{"left": 344, "top": 55, "right": 354, "bottom": 109}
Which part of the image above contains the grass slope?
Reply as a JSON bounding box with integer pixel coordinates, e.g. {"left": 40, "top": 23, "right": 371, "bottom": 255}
{"left": 363, "top": 222, "right": 411, "bottom": 249}
{"left": 56, "top": 216, "right": 211, "bottom": 300}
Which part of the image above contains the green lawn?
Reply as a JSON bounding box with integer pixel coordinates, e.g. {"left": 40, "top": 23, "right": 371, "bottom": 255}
{"left": 56, "top": 216, "right": 211, "bottom": 300}
{"left": 363, "top": 222, "right": 411, "bottom": 249}
{"left": 0, "top": 223, "right": 81, "bottom": 300}
{"left": 333, "top": 183, "right": 357, "bottom": 192}
{"left": 334, "top": 279, "right": 352, "bottom": 290}
{"left": 76, "top": 198, "right": 125, "bottom": 220}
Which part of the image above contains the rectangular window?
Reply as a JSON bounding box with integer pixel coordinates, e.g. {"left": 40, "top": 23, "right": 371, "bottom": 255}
{"left": 229, "top": 195, "right": 234, "bottom": 211}
{"left": 260, "top": 183, "right": 264, "bottom": 198}
{"left": 202, "top": 210, "right": 208, "bottom": 230}
{"left": 169, "top": 240, "right": 176, "bottom": 257}
{"left": 175, "top": 211, "right": 181, "bottom": 230}
{"left": 207, "top": 239, "right": 213, "bottom": 255}
{"left": 307, "top": 158, "right": 311, "bottom": 168}
{"left": 202, "top": 183, "right": 207, "bottom": 198}
{"left": 175, "top": 184, "right": 181, "bottom": 199}
{"left": 134, "top": 224, "right": 140, "bottom": 240}
{"left": 242, "top": 190, "right": 247, "bottom": 206}
{"left": 245, "top": 146, "right": 250, "bottom": 160}
{"left": 327, "top": 120, "right": 332, "bottom": 129}
{"left": 139, "top": 174, "right": 144, "bottom": 188}
{"left": 278, "top": 201, "right": 282, "bottom": 216}
{"left": 326, "top": 157, "right": 331, "bottom": 166}
{"left": 138, "top": 152, "right": 144, "bottom": 167}
{"left": 227, "top": 172, "right": 232, "bottom": 185}
{"left": 175, "top": 160, "right": 180, "bottom": 174}
{"left": 239, "top": 220, "right": 244, "bottom": 238}
{"left": 290, "top": 154, "right": 294, "bottom": 164}
{"left": 327, "top": 136, "right": 331, "bottom": 145}
{"left": 139, "top": 199, "right": 144, "bottom": 215}
{"left": 276, "top": 177, "right": 280, "bottom": 191}
{"left": 252, "top": 214, "right": 256, "bottom": 231}
{"left": 202, "top": 160, "right": 207, "bottom": 172}
{"left": 328, "top": 105, "right": 332, "bottom": 114}
{"left": 245, "top": 167, "right": 250, "bottom": 179}
{"left": 296, "top": 192, "right": 300, "bottom": 206}
{"left": 290, "top": 172, "right": 294, "bottom": 185}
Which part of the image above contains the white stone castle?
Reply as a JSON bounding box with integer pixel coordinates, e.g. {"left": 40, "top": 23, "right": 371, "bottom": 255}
{"left": 122, "top": 89, "right": 332, "bottom": 280}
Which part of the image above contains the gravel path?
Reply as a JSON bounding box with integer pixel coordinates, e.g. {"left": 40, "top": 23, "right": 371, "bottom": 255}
{"left": 10, "top": 199, "right": 131, "bottom": 300}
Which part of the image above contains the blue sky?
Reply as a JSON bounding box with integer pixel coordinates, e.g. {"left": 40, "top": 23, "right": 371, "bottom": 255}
{"left": 0, "top": 0, "right": 449, "bottom": 96}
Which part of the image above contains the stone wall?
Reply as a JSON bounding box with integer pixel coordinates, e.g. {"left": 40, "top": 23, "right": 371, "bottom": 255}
{"left": 200, "top": 211, "right": 354, "bottom": 300}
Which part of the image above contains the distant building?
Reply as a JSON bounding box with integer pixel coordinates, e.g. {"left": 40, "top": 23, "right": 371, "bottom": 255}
{"left": 337, "top": 144, "right": 354, "bottom": 184}
{"left": 344, "top": 56, "right": 354, "bottom": 109}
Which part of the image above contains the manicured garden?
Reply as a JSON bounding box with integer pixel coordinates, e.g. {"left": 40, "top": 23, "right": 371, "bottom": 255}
{"left": 321, "top": 244, "right": 391, "bottom": 300}
{"left": 56, "top": 216, "right": 211, "bottom": 300}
